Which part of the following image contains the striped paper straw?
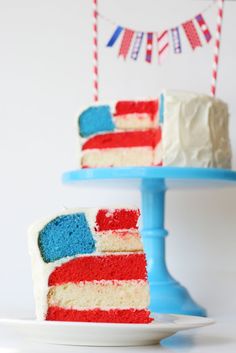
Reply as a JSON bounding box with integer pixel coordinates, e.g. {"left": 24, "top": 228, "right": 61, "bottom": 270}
{"left": 211, "top": 0, "right": 225, "bottom": 97}
{"left": 92, "top": 0, "right": 99, "bottom": 101}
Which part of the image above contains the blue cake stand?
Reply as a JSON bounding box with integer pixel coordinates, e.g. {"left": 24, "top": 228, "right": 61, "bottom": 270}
{"left": 62, "top": 167, "right": 236, "bottom": 317}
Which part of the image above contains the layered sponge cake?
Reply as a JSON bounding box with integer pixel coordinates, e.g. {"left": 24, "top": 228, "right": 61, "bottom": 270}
{"left": 79, "top": 100, "right": 161, "bottom": 168}
{"left": 29, "top": 208, "right": 153, "bottom": 323}
{"left": 78, "top": 90, "right": 232, "bottom": 169}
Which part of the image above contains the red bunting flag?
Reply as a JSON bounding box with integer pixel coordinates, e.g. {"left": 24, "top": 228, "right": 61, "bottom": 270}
{"left": 182, "top": 20, "right": 202, "bottom": 50}
{"left": 145, "top": 32, "right": 153, "bottom": 63}
{"left": 195, "top": 14, "right": 212, "bottom": 43}
{"left": 119, "top": 29, "right": 134, "bottom": 59}
{"left": 157, "top": 30, "right": 169, "bottom": 64}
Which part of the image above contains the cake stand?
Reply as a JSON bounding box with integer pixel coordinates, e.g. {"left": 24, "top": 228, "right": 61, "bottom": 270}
{"left": 62, "top": 166, "right": 236, "bottom": 317}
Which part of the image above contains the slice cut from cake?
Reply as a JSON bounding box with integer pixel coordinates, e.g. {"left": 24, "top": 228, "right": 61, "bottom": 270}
{"left": 28, "top": 208, "right": 153, "bottom": 324}
{"left": 78, "top": 100, "right": 162, "bottom": 168}
{"left": 77, "top": 91, "right": 231, "bottom": 169}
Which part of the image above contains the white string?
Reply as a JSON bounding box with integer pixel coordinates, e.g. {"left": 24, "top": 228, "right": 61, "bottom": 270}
{"left": 97, "top": 1, "right": 216, "bottom": 34}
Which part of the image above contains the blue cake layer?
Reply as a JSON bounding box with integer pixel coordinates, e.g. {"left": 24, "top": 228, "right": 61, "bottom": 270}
{"left": 78, "top": 106, "right": 115, "bottom": 137}
{"left": 38, "top": 213, "right": 96, "bottom": 263}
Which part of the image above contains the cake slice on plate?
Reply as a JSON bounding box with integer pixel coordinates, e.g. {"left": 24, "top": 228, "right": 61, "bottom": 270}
{"left": 29, "top": 208, "right": 153, "bottom": 323}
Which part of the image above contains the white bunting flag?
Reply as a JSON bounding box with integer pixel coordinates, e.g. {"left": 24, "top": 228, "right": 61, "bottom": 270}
{"left": 157, "top": 30, "right": 169, "bottom": 64}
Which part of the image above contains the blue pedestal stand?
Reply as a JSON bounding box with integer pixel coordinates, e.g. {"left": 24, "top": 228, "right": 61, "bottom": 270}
{"left": 141, "top": 178, "right": 205, "bottom": 316}
{"left": 63, "top": 166, "right": 236, "bottom": 317}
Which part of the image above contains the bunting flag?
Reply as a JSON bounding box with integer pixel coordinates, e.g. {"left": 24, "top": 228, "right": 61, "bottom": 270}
{"left": 195, "top": 14, "right": 212, "bottom": 43}
{"left": 106, "top": 26, "right": 123, "bottom": 47}
{"left": 131, "top": 32, "right": 144, "bottom": 60}
{"left": 182, "top": 20, "right": 202, "bottom": 50}
{"left": 119, "top": 29, "right": 134, "bottom": 59}
{"left": 171, "top": 27, "right": 182, "bottom": 54}
{"left": 157, "top": 30, "right": 169, "bottom": 64}
{"left": 145, "top": 32, "right": 153, "bottom": 63}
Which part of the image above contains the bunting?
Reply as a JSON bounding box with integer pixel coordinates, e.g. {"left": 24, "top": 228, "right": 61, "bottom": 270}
{"left": 131, "top": 32, "right": 144, "bottom": 60}
{"left": 119, "top": 29, "right": 134, "bottom": 59}
{"left": 102, "top": 2, "right": 215, "bottom": 64}
{"left": 157, "top": 30, "right": 169, "bottom": 64}
{"left": 106, "top": 26, "right": 123, "bottom": 47}
{"left": 171, "top": 27, "right": 182, "bottom": 54}
{"left": 146, "top": 32, "right": 153, "bottom": 63}
{"left": 195, "top": 14, "right": 212, "bottom": 43}
{"left": 182, "top": 20, "right": 202, "bottom": 50}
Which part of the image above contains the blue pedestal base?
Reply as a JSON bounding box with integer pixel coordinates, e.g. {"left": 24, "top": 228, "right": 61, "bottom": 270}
{"left": 149, "top": 280, "right": 206, "bottom": 316}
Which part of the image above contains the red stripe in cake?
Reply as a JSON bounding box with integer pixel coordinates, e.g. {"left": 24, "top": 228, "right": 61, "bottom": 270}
{"left": 114, "top": 100, "right": 158, "bottom": 120}
{"left": 82, "top": 129, "right": 161, "bottom": 150}
{"left": 48, "top": 253, "right": 147, "bottom": 286}
{"left": 46, "top": 307, "right": 153, "bottom": 323}
{"left": 95, "top": 209, "right": 140, "bottom": 231}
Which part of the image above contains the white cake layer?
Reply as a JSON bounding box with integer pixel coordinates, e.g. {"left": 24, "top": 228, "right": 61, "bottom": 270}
{"left": 97, "top": 231, "right": 143, "bottom": 252}
{"left": 114, "top": 113, "right": 156, "bottom": 130}
{"left": 47, "top": 280, "right": 149, "bottom": 310}
{"left": 162, "top": 90, "right": 232, "bottom": 168}
{"left": 28, "top": 208, "right": 143, "bottom": 319}
{"left": 82, "top": 146, "right": 162, "bottom": 168}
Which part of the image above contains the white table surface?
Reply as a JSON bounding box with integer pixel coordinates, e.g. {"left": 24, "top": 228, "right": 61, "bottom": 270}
{"left": 0, "top": 315, "right": 235, "bottom": 353}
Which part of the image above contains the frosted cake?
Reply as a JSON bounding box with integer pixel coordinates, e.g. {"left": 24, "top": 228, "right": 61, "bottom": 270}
{"left": 78, "top": 90, "right": 232, "bottom": 169}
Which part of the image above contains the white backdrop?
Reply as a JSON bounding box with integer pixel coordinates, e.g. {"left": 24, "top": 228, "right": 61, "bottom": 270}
{"left": 0, "top": 0, "right": 235, "bottom": 317}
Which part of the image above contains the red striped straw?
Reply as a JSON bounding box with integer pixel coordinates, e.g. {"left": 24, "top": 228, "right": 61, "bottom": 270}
{"left": 211, "top": 0, "right": 225, "bottom": 97}
{"left": 92, "top": 0, "right": 99, "bottom": 101}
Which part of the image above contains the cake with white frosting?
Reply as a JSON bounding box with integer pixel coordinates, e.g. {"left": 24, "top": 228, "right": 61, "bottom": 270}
{"left": 78, "top": 90, "right": 232, "bottom": 169}
{"left": 29, "top": 208, "right": 153, "bottom": 323}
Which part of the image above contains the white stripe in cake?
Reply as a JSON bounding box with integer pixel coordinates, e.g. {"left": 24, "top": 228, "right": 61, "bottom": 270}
{"left": 47, "top": 280, "right": 149, "bottom": 310}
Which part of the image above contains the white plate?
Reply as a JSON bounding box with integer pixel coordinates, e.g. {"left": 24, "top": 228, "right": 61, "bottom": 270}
{"left": 0, "top": 314, "right": 214, "bottom": 347}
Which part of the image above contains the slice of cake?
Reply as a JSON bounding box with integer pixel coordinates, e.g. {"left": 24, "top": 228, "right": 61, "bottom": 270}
{"left": 29, "top": 208, "right": 153, "bottom": 323}
{"left": 77, "top": 90, "right": 231, "bottom": 169}
{"left": 79, "top": 100, "right": 161, "bottom": 168}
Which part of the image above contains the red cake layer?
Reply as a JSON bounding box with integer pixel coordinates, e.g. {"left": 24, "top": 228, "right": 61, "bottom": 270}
{"left": 46, "top": 307, "right": 153, "bottom": 323}
{"left": 48, "top": 253, "right": 147, "bottom": 286}
{"left": 82, "top": 128, "right": 161, "bottom": 150}
{"left": 95, "top": 209, "right": 140, "bottom": 231}
{"left": 114, "top": 100, "right": 158, "bottom": 120}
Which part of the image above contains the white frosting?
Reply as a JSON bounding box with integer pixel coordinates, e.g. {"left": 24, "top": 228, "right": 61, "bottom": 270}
{"left": 28, "top": 208, "right": 141, "bottom": 319}
{"left": 162, "top": 90, "right": 232, "bottom": 168}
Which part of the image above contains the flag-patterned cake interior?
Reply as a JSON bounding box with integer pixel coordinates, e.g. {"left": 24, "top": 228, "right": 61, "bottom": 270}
{"left": 78, "top": 99, "right": 162, "bottom": 168}
{"left": 77, "top": 92, "right": 231, "bottom": 169}
{"left": 29, "top": 208, "right": 153, "bottom": 324}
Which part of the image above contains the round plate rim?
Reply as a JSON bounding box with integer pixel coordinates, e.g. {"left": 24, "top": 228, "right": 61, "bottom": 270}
{"left": 0, "top": 313, "right": 215, "bottom": 331}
